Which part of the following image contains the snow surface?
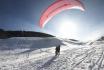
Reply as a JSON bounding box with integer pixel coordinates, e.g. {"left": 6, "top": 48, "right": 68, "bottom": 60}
{"left": 0, "top": 37, "right": 104, "bottom": 70}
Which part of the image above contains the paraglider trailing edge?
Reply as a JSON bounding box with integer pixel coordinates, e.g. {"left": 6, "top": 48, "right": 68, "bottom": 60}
{"left": 39, "top": 0, "right": 85, "bottom": 28}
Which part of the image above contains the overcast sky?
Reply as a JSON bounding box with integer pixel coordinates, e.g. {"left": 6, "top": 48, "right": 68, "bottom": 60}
{"left": 0, "top": 0, "right": 104, "bottom": 41}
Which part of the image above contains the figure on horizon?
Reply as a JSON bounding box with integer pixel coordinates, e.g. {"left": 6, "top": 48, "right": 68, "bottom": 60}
{"left": 55, "top": 45, "right": 60, "bottom": 56}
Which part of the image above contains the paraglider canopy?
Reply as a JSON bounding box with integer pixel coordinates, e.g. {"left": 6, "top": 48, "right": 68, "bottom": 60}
{"left": 39, "top": 0, "right": 85, "bottom": 28}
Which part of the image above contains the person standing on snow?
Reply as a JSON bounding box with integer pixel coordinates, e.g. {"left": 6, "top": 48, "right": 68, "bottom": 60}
{"left": 55, "top": 45, "right": 60, "bottom": 56}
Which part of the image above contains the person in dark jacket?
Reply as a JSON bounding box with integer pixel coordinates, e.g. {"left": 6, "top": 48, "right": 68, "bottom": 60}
{"left": 55, "top": 45, "right": 60, "bottom": 56}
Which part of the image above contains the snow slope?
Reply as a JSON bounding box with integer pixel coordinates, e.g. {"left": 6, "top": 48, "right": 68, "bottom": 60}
{"left": 0, "top": 37, "right": 104, "bottom": 70}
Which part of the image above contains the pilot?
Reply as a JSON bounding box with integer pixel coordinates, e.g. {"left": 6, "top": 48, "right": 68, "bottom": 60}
{"left": 55, "top": 45, "right": 60, "bottom": 56}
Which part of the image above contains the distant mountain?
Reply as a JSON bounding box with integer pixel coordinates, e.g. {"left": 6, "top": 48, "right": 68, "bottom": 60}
{"left": 97, "top": 36, "right": 104, "bottom": 41}
{"left": 62, "top": 38, "right": 85, "bottom": 45}
{"left": 0, "top": 29, "right": 54, "bottom": 39}
{"left": 69, "top": 39, "right": 79, "bottom": 42}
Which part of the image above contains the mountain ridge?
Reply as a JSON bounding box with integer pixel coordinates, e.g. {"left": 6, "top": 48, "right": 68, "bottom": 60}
{"left": 0, "top": 29, "right": 54, "bottom": 39}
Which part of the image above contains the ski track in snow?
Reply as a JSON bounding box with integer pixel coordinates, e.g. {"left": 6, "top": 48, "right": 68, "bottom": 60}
{"left": 0, "top": 38, "right": 104, "bottom": 70}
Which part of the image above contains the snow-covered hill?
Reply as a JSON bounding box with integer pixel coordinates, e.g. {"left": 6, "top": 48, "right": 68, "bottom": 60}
{"left": 0, "top": 37, "right": 104, "bottom": 70}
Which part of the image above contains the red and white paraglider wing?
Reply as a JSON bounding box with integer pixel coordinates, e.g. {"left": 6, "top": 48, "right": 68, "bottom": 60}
{"left": 40, "top": 0, "right": 85, "bottom": 28}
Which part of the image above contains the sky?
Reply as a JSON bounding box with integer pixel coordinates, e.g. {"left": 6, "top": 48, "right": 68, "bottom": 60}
{"left": 0, "top": 0, "right": 104, "bottom": 41}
